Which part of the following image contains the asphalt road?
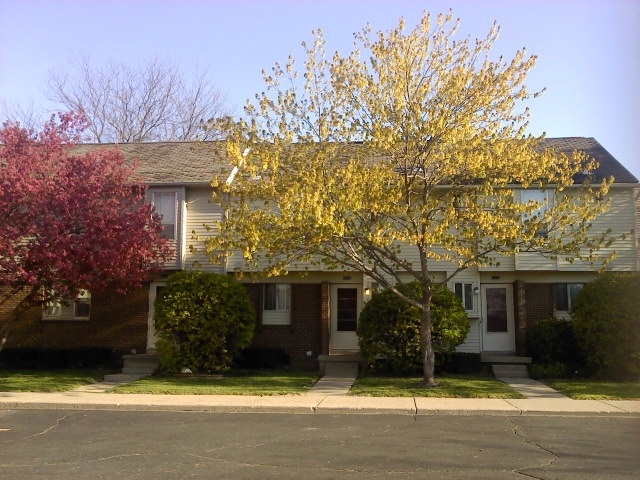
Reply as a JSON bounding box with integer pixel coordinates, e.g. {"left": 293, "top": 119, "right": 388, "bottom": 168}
{"left": 0, "top": 409, "right": 638, "bottom": 479}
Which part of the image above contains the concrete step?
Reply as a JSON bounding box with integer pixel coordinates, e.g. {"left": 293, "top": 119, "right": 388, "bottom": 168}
{"left": 120, "top": 354, "right": 160, "bottom": 375}
{"left": 102, "top": 373, "right": 150, "bottom": 383}
{"left": 482, "top": 353, "right": 531, "bottom": 364}
{"left": 492, "top": 364, "right": 529, "bottom": 378}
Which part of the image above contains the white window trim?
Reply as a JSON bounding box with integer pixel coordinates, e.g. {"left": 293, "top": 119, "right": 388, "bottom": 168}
{"left": 453, "top": 282, "right": 477, "bottom": 314}
{"left": 263, "top": 284, "right": 291, "bottom": 325}
{"left": 521, "top": 189, "right": 551, "bottom": 236}
{"left": 150, "top": 190, "right": 178, "bottom": 241}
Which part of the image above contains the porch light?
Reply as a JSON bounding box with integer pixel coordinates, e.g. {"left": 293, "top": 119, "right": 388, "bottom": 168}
{"left": 364, "top": 287, "right": 371, "bottom": 296}
{"left": 473, "top": 287, "right": 480, "bottom": 295}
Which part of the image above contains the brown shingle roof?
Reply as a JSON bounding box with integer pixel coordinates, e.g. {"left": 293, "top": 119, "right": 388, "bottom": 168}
{"left": 543, "top": 137, "right": 638, "bottom": 184}
{"left": 73, "top": 137, "right": 638, "bottom": 186}
{"left": 73, "top": 141, "right": 229, "bottom": 185}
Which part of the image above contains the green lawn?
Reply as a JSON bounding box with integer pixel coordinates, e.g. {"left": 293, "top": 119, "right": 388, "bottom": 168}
{"left": 350, "top": 373, "right": 524, "bottom": 398}
{"left": 111, "top": 371, "right": 319, "bottom": 395}
{"left": 4, "top": 368, "right": 639, "bottom": 400}
{"left": 0, "top": 369, "right": 106, "bottom": 392}
{"left": 541, "top": 379, "right": 640, "bottom": 400}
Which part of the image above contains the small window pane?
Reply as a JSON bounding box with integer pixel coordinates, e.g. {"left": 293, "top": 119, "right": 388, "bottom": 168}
{"left": 454, "top": 283, "right": 474, "bottom": 311}
{"left": 464, "top": 284, "right": 473, "bottom": 311}
{"left": 264, "top": 284, "right": 290, "bottom": 311}
{"left": 75, "top": 300, "right": 91, "bottom": 317}
{"left": 153, "top": 192, "right": 177, "bottom": 240}
{"left": 568, "top": 284, "right": 583, "bottom": 308}
{"left": 553, "top": 284, "right": 569, "bottom": 311}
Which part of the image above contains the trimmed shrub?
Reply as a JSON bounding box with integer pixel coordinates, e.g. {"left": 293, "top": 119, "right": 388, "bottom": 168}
{"left": 154, "top": 271, "right": 255, "bottom": 373}
{"left": 571, "top": 272, "right": 640, "bottom": 380}
{"left": 358, "top": 282, "right": 470, "bottom": 374}
{"left": 528, "top": 317, "right": 583, "bottom": 376}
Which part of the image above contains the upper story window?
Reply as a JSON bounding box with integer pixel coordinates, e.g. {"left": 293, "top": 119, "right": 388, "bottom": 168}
{"left": 151, "top": 191, "right": 177, "bottom": 240}
{"left": 521, "top": 189, "right": 549, "bottom": 236}
{"left": 43, "top": 290, "right": 91, "bottom": 321}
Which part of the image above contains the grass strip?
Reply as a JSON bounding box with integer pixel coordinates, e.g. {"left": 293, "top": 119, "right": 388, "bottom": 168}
{"left": 350, "top": 373, "right": 524, "bottom": 398}
{"left": 111, "top": 371, "right": 319, "bottom": 395}
{"left": 0, "top": 369, "right": 106, "bottom": 392}
{"left": 541, "top": 379, "right": 640, "bottom": 400}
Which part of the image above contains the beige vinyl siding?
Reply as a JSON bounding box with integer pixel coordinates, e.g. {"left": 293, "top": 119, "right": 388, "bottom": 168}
{"left": 456, "top": 318, "right": 480, "bottom": 353}
{"left": 559, "top": 188, "right": 636, "bottom": 271}
{"left": 184, "top": 187, "right": 225, "bottom": 272}
{"left": 515, "top": 188, "right": 637, "bottom": 271}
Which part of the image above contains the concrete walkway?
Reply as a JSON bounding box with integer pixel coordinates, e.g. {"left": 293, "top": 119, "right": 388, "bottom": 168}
{"left": 1, "top": 368, "right": 638, "bottom": 416}
{"left": 307, "top": 362, "right": 358, "bottom": 396}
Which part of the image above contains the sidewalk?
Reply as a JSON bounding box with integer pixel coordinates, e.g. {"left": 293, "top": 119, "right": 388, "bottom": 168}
{"left": 1, "top": 368, "right": 639, "bottom": 416}
{"left": 1, "top": 389, "right": 639, "bottom": 415}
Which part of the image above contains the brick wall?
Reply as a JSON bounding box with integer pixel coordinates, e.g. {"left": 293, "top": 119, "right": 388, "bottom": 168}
{"left": 245, "top": 283, "right": 325, "bottom": 370}
{"left": 1, "top": 286, "right": 150, "bottom": 361}
{"left": 513, "top": 280, "right": 527, "bottom": 355}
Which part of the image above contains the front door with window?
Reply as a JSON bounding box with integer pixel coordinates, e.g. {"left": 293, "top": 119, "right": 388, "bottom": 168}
{"left": 330, "top": 285, "right": 361, "bottom": 351}
{"left": 481, "top": 284, "right": 515, "bottom": 352}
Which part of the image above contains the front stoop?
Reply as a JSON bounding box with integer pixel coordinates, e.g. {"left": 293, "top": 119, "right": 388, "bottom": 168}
{"left": 317, "top": 352, "right": 363, "bottom": 376}
{"left": 103, "top": 353, "right": 160, "bottom": 382}
{"left": 492, "top": 364, "right": 529, "bottom": 378}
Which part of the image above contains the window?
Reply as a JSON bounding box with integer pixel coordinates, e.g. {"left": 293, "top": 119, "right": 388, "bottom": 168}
{"left": 521, "top": 189, "right": 549, "bottom": 236}
{"left": 553, "top": 283, "right": 583, "bottom": 312}
{"left": 263, "top": 284, "right": 291, "bottom": 325}
{"left": 43, "top": 290, "right": 91, "bottom": 320}
{"left": 151, "top": 191, "right": 177, "bottom": 240}
{"left": 336, "top": 288, "right": 358, "bottom": 332}
{"left": 454, "top": 282, "right": 474, "bottom": 311}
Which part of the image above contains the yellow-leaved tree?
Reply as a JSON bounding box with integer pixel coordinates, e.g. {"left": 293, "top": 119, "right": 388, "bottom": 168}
{"left": 206, "top": 11, "right": 615, "bottom": 386}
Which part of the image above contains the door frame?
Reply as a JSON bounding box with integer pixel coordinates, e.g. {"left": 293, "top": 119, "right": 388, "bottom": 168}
{"left": 147, "top": 281, "right": 166, "bottom": 352}
{"left": 329, "top": 284, "right": 362, "bottom": 351}
{"left": 480, "top": 283, "right": 515, "bottom": 352}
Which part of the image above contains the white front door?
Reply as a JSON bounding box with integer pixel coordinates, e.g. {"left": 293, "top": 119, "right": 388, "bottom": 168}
{"left": 330, "top": 285, "right": 361, "bottom": 351}
{"left": 481, "top": 284, "right": 515, "bottom": 352}
{"left": 147, "top": 282, "right": 165, "bottom": 352}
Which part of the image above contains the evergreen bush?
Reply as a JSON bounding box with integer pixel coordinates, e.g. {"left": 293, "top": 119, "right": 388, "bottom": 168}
{"left": 358, "top": 282, "right": 470, "bottom": 374}
{"left": 154, "top": 271, "right": 255, "bottom": 373}
{"left": 571, "top": 272, "right": 640, "bottom": 380}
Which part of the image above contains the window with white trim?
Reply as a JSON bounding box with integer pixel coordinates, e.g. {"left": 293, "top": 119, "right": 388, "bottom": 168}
{"left": 454, "top": 282, "right": 474, "bottom": 311}
{"left": 150, "top": 191, "right": 177, "bottom": 240}
{"left": 262, "top": 284, "right": 291, "bottom": 325}
{"left": 553, "top": 283, "right": 583, "bottom": 312}
{"left": 43, "top": 290, "right": 91, "bottom": 321}
{"left": 521, "top": 189, "right": 549, "bottom": 236}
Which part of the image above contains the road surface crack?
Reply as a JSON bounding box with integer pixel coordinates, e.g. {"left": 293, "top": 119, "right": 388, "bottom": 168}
{"left": 508, "top": 417, "right": 559, "bottom": 479}
{"left": 1, "top": 411, "right": 81, "bottom": 444}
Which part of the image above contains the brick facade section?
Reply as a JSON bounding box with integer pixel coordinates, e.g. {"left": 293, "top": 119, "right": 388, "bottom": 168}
{"left": 513, "top": 280, "right": 527, "bottom": 355}
{"left": 521, "top": 283, "right": 555, "bottom": 353}
{"left": 1, "top": 287, "right": 150, "bottom": 362}
{"left": 244, "top": 283, "right": 326, "bottom": 370}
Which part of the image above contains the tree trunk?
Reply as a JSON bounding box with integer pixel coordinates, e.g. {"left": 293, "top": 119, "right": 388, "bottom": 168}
{"left": 420, "top": 290, "right": 437, "bottom": 387}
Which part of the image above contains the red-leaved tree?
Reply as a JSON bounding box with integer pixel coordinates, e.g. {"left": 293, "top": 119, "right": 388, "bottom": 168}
{"left": 0, "top": 112, "right": 173, "bottom": 350}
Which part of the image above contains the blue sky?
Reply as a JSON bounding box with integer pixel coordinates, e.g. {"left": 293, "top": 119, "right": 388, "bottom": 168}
{"left": 1, "top": 0, "right": 638, "bottom": 180}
